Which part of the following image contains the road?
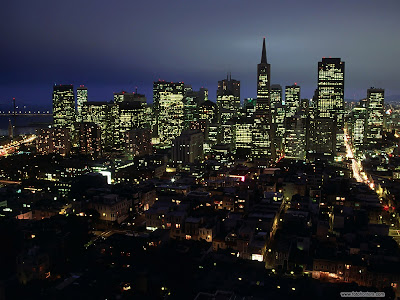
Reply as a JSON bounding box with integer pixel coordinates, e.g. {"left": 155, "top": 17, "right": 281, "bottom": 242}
{"left": 0, "top": 134, "right": 36, "bottom": 157}
{"left": 343, "top": 129, "right": 374, "bottom": 189}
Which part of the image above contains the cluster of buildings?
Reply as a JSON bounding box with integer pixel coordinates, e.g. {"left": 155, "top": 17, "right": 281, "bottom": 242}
{"left": 37, "top": 39, "right": 387, "bottom": 168}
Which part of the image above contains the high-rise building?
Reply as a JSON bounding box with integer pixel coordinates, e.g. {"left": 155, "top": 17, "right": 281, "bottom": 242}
{"left": 285, "top": 84, "right": 300, "bottom": 118}
{"left": 79, "top": 122, "right": 101, "bottom": 158}
{"left": 117, "top": 94, "right": 149, "bottom": 133}
{"left": 349, "top": 106, "right": 367, "bottom": 155}
{"left": 52, "top": 84, "right": 75, "bottom": 130}
{"left": 285, "top": 115, "right": 306, "bottom": 160}
{"left": 76, "top": 86, "right": 88, "bottom": 122}
{"left": 306, "top": 117, "right": 336, "bottom": 160}
{"left": 253, "top": 38, "right": 274, "bottom": 161}
{"left": 365, "top": 87, "right": 384, "bottom": 146}
{"left": 271, "top": 85, "right": 285, "bottom": 155}
{"left": 81, "top": 101, "right": 120, "bottom": 151}
{"left": 171, "top": 130, "right": 204, "bottom": 164}
{"left": 153, "top": 81, "right": 185, "bottom": 145}
{"left": 235, "top": 118, "right": 253, "bottom": 152}
{"left": 217, "top": 74, "right": 240, "bottom": 124}
{"left": 317, "top": 58, "right": 345, "bottom": 153}
{"left": 36, "top": 127, "right": 71, "bottom": 156}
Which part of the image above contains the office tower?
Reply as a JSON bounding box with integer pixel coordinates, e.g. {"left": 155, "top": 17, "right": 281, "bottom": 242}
{"left": 220, "top": 121, "right": 236, "bottom": 149}
{"left": 205, "top": 123, "right": 219, "bottom": 154}
{"left": 198, "top": 100, "right": 217, "bottom": 133}
{"left": 235, "top": 118, "right": 253, "bottom": 152}
{"left": 52, "top": 84, "right": 75, "bottom": 130}
{"left": 271, "top": 84, "right": 285, "bottom": 155}
{"left": 81, "top": 101, "right": 120, "bottom": 151}
{"left": 153, "top": 81, "right": 185, "bottom": 145}
{"left": 183, "top": 94, "right": 199, "bottom": 130}
{"left": 253, "top": 38, "right": 274, "bottom": 161}
{"left": 79, "top": 122, "right": 101, "bottom": 157}
{"left": 306, "top": 117, "right": 336, "bottom": 160}
{"left": 117, "top": 93, "right": 149, "bottom": 134}
{"left": 271, "top": 84, "right": 282, "bottom": 107}
{"left": 36, "top": 127, "right": 71, "bottom": 156}
{"left": 216, "top": 75, "right": 239, "bottom": 149}
{"left": 171, "top": 130, "right": 204, "bottom": 164}
{"left": 125, "top": 128, "right": 152, "bottom": 157}
{"left": 217, "top": 74, "right": 240, "bottom": 124}
{"left": 76, "top": 86, "right": 88, "bottom": 122}
{"left": 199, "top": 100, "right": 217, "bottom": 124}
{"left": 199, "top": 100, "right": 218, "bottom": 154}
{"left": 217, "top": 74, "right": 240, "bottom": 100}
{"left": 317, "top": 58, "right": 345, "bottom": 153}
{"left": 285, "top": 84, "right": 300, "bottom": 118}
{"left": 365, "top": 87, "right": 384, "bottom": 146}
{"left": 349, "top": 106, "right": 367, "bottom": 155}
{"left": 285, "top": 115, "right": 306, "bottom": 160}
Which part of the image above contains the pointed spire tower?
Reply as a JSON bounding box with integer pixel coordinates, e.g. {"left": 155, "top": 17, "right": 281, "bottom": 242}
{"left": 253, "top": 37, "right": 275, "bottom": 161}
{"left": 256, "top": 37, "right": 271, "bottom": 104}
{"left": 261, "top": 37, "right": 267, "bottom": 64}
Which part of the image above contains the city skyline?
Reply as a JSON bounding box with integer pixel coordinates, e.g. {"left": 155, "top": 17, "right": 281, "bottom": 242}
{"left": 1, "top": 0, "right": 400, "bottom": 107}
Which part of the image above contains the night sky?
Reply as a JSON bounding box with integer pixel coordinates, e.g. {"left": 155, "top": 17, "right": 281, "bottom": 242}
{"left": 1, "top": 0, "right": 400, "bottom": 108}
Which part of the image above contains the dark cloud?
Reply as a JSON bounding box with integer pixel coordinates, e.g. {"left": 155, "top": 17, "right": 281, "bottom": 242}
{"left": 1, "top": 0, "right": 400, "bottom": 106}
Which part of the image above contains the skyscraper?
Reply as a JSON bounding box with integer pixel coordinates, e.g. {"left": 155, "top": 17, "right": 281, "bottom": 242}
{"left": 317, "top": 58, "right": 345, "bottom": 122}
{"left": 217, "top": 74, "right": 241, "bottom": 124}
{"left": 52, "top": 84, "right": 75, "bottom": 130}
{"left": 153, "top": 81, "right": 185, "bottom": 145}
{"left": 253, "top": 38, "right": 274, "bottom": 161}
{"left": 76, "top": 86, "right": 88, "bottom": 122}
{"left": 316, "top": 58, "right": 345, "bottom": 154}
{"left": 349, "top": 106, "right": 367, "bottom": 155}
{"left": 79, "top": 122, "right": 101, "bottom": 158}
{"left": 365, "top": 87, "right": 384, "bottom": 146}
{"left": 285, "top": 84, "right": 300, "bottom": 118}
{"left": 81, "top": 101, "right": 120, "bottom": 151}
{"left": 270, "top": 85, "right": 285, "bottom": 155}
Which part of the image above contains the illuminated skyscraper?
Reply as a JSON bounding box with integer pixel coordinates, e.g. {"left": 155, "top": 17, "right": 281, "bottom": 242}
{"left": 76, "top": 86, "right": 88, "bottom": 122}
{"left": 153, "top": 81, "right": 185, "bottom": 145}
{"left": 52, "top": 84, "right": 75, "bottom": 130}
{"left": 217, "top": 74, "right": 240, "bottom": 124}
{"left": 235, "top": 118, "right": 253, "bottom": 152}
{"left": 349, "top": 106, "right": 367, "bottom": 155}
{"left": 365, "top": 87, "right": 384, "bottom": 146}
{"left": 253, "top": 38, "right": 274, "bottom": 161}
{"left": 81, "top": 101, "right": 120, "bottom": 151}
{"left": 79, "top": 122, "right": 101, "bottom": 158}
{"left": 285, "top": 115, "right": 306, "bottom": 160}
{"left": 271, "top": 84, "right": 285, "bottom": 155}
{"left": 117, "top": 93, "right": 149, "bottom": 132}
{"left": 285, "top": 84, "right": 300, "bottom": 118}
{"left": 317, "top": 58, "right": 345, "bottom": 122}
{"left": 317, "top": 58, "right": 345, "bottom": 153}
